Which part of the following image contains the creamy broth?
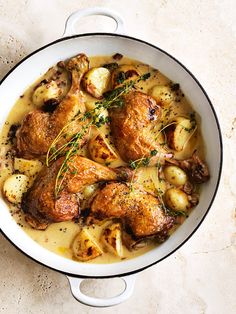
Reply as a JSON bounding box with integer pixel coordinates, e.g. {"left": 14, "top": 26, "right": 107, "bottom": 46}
{"left": 0, "top": 55, "right": 205, "bottom": 263}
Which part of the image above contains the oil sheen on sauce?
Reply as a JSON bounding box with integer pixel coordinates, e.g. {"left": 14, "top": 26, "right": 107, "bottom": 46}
{"left": 0, "top": 55, "right": 205, "bottom": 264}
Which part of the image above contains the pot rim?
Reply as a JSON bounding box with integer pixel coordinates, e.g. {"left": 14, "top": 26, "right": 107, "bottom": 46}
{"left": 0, "top": 32, "right": 223, "bottom": 278}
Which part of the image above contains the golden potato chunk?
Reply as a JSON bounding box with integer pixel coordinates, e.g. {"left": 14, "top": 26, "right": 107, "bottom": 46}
{"left": 164, "top": 165, "right": 187, "bottom": 187}
{"left": 88, "top": 133, "right": 119, "bottom": 164}
{"left": 164, "top": 188, "right": 190, "bottom": 212}
{"left": 82, "top": 67, "right": 111, "bottom": 99}
{"left": 101, "top": 223, "right": 123, "bottom": 257}
{"left": 32, "top": 80, "right": 61, "bottom": 107}
{"left": 72, "top": 229, "right": 103, "bottom": 262}
{"left": 14, "top": 158, "right": 43, "bottom": 178}
{"left": 166, "top": 117, "right": 196, "bottom": 151}
{"left": 3, "top": 174, "right": 29, "bottom": 204}
{"left": 149, "top": 85, "right": 175, "bottom": 106}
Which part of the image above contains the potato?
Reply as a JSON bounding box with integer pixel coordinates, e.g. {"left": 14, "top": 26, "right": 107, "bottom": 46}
{"left": 88, "top": 133, "right": 119, "bottom": 164}
{"left": 111, "top": 65, "right": 139, "bottom": 88}
{"left": 32, "top": 80, "right": 61, "bottom": 107}
{"left": 166, "top": 117, "right": 195, "bottom": 151}
{"left": 164, "top": 165, "right": 187, "bottom": 186}
{"left": 3, "top": 174, "right": 30, "bottom": 204}
{"left": 72, "top": 229, "right": 103, "bottom": 262}
{"left": 82, "top": 67, "right": 111, "bottom": 99}
{"left": 101, "top": 223, "right": 123, "bottom": 257}
{"left": 164, "top": 188, "right": 190, "bottom": 212}
{"left": 14, "top": 158, "right": 43, "bottom": 178}
{"left": 149, "top": 85, "right": 175, "bottom": 106}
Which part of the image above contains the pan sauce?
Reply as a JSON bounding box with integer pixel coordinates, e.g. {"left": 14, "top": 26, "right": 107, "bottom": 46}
{"left": 0, "top": 55, "right": 205, "bottom": 263}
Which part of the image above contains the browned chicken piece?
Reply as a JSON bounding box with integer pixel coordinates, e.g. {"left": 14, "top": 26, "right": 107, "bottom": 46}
{"left": 109, "top": 91, "right": 172, "bottom": 164}
{"left": 23, "top": 159, "right": 78, "bottom": 229}
{"left": 66, "top": 157, "right": 132, "bottom": 193}
{"left": 22, "top": 156, "right": 132, "bottom": 229}
{"left": 88, "top": 182, "right": 174, "bottom": 240}
{"left": 16, "top": 54, "right": 89, "bottom": 159}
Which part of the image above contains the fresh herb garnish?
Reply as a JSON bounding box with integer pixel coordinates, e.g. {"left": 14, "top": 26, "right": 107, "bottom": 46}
{"left": 150, "top": 149, "right": 158, "bottom": 156}
{"left": 116, "top": 71, "right": 126, "bottom": 84}
{"left": 164, "top": 206, "right": 188, "bottom": 217}
{"left": 46, "top": 72, "right": 151, "bottom": 197}
{"left": 142, "top": 157, "right": 150, "bottom": 166}
{"left": 139, "top": 72, "right": 151, "bottom": 81}
{"left": 128, "top": 156, "right": 151, "bottom": 170}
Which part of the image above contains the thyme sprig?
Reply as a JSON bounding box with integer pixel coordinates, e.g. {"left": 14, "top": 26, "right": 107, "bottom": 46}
{"left": 46, "top": 72, "right": 151, "bottom": 197}
{"left": 54, "top": 123, "right": 92, "bottom": 196}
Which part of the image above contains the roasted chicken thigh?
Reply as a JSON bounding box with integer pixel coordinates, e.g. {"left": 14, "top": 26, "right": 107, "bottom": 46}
{"left": 88, "top": 182, "right": 174, "bottom": 239}
{"left": 16, "top": 54, "right": 89, "bottom": 159}
{"left": 22, "top": 156, "right": 132, "bottom": 229}
{"left": 109, "top": 91, "right": 171, "bottom": 164}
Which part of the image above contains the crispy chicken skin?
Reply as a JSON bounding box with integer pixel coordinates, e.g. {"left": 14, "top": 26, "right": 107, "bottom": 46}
{"left": 23, "top": 159, "right": 78, "bottom": 229}
{"left": 22, "top": 156, "right": 132, "bottom": 229}
{"left": 88, "top": 182, "right": 174, "bottom": 239}
{"left": 16, "top": 54, "right": 89, "bottom": 159}
{"left": 109, "top": 91, "right": 170, "bottom": 164}
{"left": 66, "top": 157, "right": 132, "bottom": 193}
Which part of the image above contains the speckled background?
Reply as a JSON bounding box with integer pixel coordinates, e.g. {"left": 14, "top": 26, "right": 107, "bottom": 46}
{"left": 0, "top": 1, "right": 235, "bottom": 313}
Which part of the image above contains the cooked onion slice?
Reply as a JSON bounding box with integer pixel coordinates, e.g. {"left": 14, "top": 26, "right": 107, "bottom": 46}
{"left": 101, "top": 223, "right": 123, "bottom": 257}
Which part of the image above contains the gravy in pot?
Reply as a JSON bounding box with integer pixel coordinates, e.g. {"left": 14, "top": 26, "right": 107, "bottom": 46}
{"left": 0, "top": 54, "right": 207, "bottom": 263}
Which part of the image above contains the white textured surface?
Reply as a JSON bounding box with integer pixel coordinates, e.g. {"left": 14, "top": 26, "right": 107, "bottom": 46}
{"left": 0, "top": 0, "right": 235, "bottom": 313}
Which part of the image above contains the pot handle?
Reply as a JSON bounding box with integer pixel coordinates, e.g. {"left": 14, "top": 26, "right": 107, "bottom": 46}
{"left": 63, "top": 7, "right": 125, "bottom": 37}
{"left": 67, "top": 275, "right": 136, "bottom": 307}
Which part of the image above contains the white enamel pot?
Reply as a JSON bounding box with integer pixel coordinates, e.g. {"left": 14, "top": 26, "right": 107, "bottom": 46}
{"left": 0, "top": 7, "right": 222, "bottom": 307}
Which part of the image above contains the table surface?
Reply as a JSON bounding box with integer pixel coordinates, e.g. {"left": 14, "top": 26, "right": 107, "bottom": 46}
{"left": 0, "top": 1, "right": 236, "bottom": 313}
